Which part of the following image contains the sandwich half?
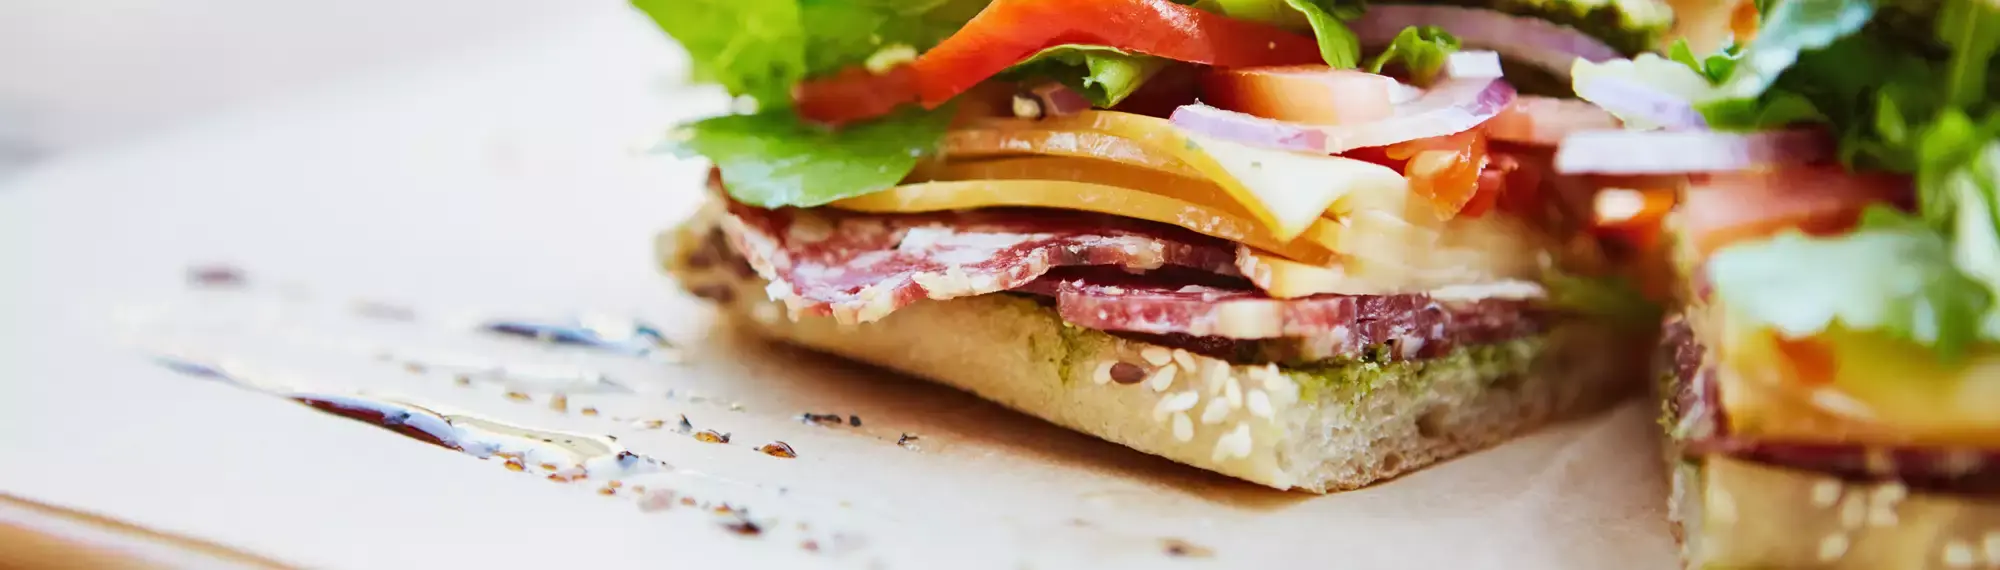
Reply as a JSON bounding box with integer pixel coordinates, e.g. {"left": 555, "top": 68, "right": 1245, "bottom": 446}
{"left": 1550, "top": 0, "right": 2000, "bottom": 565}
{"left": 640, "top": 0, "right": 1678, "bottom": 492}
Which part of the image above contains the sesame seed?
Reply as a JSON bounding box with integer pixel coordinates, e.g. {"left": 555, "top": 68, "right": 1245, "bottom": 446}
{"left": 1863, "top": 447, "right": 1895, "bottom": 476}
{"left": 1172, "top": 412, "right": 1194, "bottom": 442}
{"left": 1010, "top": 95, "right": 1044, "bottom": 120}
{"left": 505, "top": 391, "right": 530, "bottom": 402}
{"left": 1838, "top": 494, "right": 1865, "bottom": 529}
{"left": 1204, "top": 363, "right": 1230, "bottom": 395}
{"left": 1092, "top": 361, "right": 1116, "bottom": 385}
{"left": 1867, "top": 483, "right": 1906, "bottom": 527}
{"left": 1246, "top": 389, "right": 1274, "bottom": 419}
{"left": 634, "top": 418, "right": 665, "bottom": 429}
{"left": 581, "top": 407, "right": 599, "bottom": 416}
{"left": 548, "top": 393, "right": 569, "bottom": 413}
{"left": 1141, "top": 347, "right": 1173, "bottom": 366}
{"left": 1110, "top": 362, "right": 1146, "bottom": 384}
{"left": 1146, "top": 365, "right": 1178, "bottom": 392}
{"left": 1224, "top": 378, "right": 1243, "bottom": 409}
{"left": 1212, "top": 423, "right": 1253, "bottom": 461}
{"left": 1200, "top": 398, "right": 1230, "bottom": 425}
{"left": 1153, "top": 391, "right": 1199, "bottom": 421}
{"left": 1817, "top": 534, "right": 1848, "bottom": 562}
{"left": 694, "top": 429, "right": 731, "bottom": 444}
{"left": 1810, "top": 478, "right": 1842, "bottom": 508}
{"left": 1945, "top": 540, "right": 1977, "bottom": 568}
{"left": 1171, "top": 349, "right": 1197, "bottom": 372}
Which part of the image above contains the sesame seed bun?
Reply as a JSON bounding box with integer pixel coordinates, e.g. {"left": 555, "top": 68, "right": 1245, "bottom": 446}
{"left": 1669, "top": 456, "right": 2000, "bottom": 569}
{"left": 662, "top": 205, "right": 1647, "bottom": 492}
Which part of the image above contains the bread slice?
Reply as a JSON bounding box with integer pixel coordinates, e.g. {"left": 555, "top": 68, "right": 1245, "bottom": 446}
{"left": 662, "top": 208, "right": 1647, "bottom": 492}
{"left": 1669, "top": 456, "right": 2000, "bottom": 569}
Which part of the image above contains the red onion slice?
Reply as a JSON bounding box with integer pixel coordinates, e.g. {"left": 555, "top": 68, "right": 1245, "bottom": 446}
{"left": 1353, "top": 5, "right": 1620, "bottom": 76}
{"left": 1445, "top": 51, "right": 1504, "bottom": 80}
{"left": 1484, "top": 95, "right": 1623, "bottom": 146}
{"left": 1169, "top": 78, "right": 1516, "bottom": 154}
{"left": 1574, "top": 75, "right": 1707, "bottom": 130}
{"left": 1554, "top": 129, "right": 1837, "bottom": 174}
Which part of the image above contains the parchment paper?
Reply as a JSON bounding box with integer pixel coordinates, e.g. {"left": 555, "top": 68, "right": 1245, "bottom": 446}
{"left": 0, "top": 9, "right": 1677, "bottom": 569}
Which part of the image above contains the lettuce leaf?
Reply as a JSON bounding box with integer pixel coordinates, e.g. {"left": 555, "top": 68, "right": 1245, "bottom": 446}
{"left": 633, "top": 0, "right": 988, "bottom": 108}
{"left": 1365, "top": 26, "right": 1459, "bottom": 84}
{"left": 1005, "top": 46, "right": 1170, "bottom": 107}
{"left": 667, "top": 108, "right": 956, "bottom": 208}
{"left": 1708, "top": 207, "right": 1991, "bottom": 359}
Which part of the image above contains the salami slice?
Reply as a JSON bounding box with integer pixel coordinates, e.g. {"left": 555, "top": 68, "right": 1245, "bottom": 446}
{"left": 1019, "top": 269, "right": 1547, "bottom": 360}
{"left": 719, "top": 200, "right": 1241, "bottom": 324}
{"left": 1663, "top": 318, "right": 2000, "bottom": 494}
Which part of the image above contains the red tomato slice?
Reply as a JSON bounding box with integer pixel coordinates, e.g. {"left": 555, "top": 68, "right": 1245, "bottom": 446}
{"left": 1199, "top": 66, "right": 1398, "bottom": 126}
{"left": 796, "top": 0, "right": 1323, "bottom": 125}
{"left": 1483, "top": 96, "right": 1622, "bottom": 146}
{"left": 1679, "top": 168, "right": 1914, "bottom": 258}
{"left": 794, "top": 66, "right": 920, "bottom": 129}
{"left": 1388, "top": 130, "right": 1489, "bottom": 219}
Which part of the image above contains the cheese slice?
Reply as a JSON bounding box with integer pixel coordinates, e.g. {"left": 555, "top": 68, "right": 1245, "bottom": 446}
{"left": 830, "top": 178, "right": 1341, "bottom": 266}
{"left": 1715, "top": 313, "right": 2000, "bottom": 446}
{"left": 1249, "top": 213, "right": 1552, "bottom": 298}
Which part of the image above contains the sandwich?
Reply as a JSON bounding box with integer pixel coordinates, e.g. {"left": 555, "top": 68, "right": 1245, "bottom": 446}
{"left": 1548, "top": 0, "right": 2000, "bottom": 565}
{"left": 639, "top": 0, "right": 1681, "bottom": 492}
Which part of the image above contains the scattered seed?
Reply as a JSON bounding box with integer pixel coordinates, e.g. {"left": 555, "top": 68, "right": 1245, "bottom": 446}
{"left": 581, "top": 406, "right": 599, "bottom": 416}
{"left": 798, "top": 413, "right": 844, "bottom": 426}
{"left": 1109, "top": 362, "right": 1146, "bottom": 384}
{"left": 634, "top": 418, "right": 665, "bottom": 430}
{"left": 848, "top": 415, "right": 862, "bottom": 427}
{"left": 680, "top": 496, "right": 697, "bottom": 507}
{"left": 539, "top": 463, "right": 558, "bottom": 472}
{"left": 1944, "top": 540, "right": 1976, "bottom": 568}
{"left": 758, "top": 441, "right": 799, "bottom": 458}
{"left": 694, "top": 429, "right": 731, "bottom": 444}
{"left": 801, "top": 540, "right": 821, "bottom": 553}
{"left": 548, "top": 393, "right": 569, "bottom": 413}
{"left": 1817, "top": 534, "right": 1849, "bottom": 562}
{"left": 720, "top": 515, "right": 762, "bottom": 537}
{"left": 1171, "top": 349, "right": 1198, "bottom": 372}
{"left": 1200, "top": 398, "right": 1230, "bottom": 425}
{"left": 505, "top": 391, "right": 530, "bottom": 402}
{"left": 187, "top": 265, "right": 246, "bottom": 288}
{"left": 503, "top": 460, "right": 525, "bottom": 472}
{"left": 1162, "top": 538, "right": 1213, "bottom": 558}
{"left": 1171, "top": 412, "right": 1193, "bottom": 442}
{"left": 1141, "top": 346, "right": 1172, "bottom": 366}
{"left": 729, "top": 402, "right": 744, "bottom": 411}
{"left": 1145, "top": 365, "right": 1178, "bottom": 392}
{"left": 402, "top": 362, "right": 426, "bottom": 374}
{"left": 677, "top": 414, "right": 694, "bottom": 433}
{"left": 638, "top": 490, "right": 677, "bottom": 512}
{"left": 897, "top": 433, "right": 921, "bottom": 450}
{"left": 453, "top": 375, "right": 473, "bottom": 387}
{"left": 608, "top": 480, "right": 622, "bottom": 489}
{"left": 597, "top": 486, "right": 617, "bottom": 496}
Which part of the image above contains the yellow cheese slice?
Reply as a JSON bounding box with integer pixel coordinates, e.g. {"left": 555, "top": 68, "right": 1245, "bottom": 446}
{"left": 830, "top": 173, "right": 1340, "bottom": 266}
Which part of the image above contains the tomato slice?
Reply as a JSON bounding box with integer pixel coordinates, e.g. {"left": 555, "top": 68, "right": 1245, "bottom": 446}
{"left": 1199, "top": 66, "right": 1399, "bottom": 126}
{"left": 796, "top": 0, "right": 1323, "bottom": 125}
{"left": 1679, "top": 168, "right": 1914, "bottom": 258}
{"left": 1387, "top": 130, "right": 1490, "bottom": 220}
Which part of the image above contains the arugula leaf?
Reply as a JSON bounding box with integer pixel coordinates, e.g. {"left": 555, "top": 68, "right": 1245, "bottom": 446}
{"left": 1005, "top": 46, "right": 1170, "bottom": 107}
{"left": 668, "top": 108, "right": 956, "bottom": 208}
{"left": 1285, "top": 0, "right": 1367, "bottom": 69}
{"left": 1715, "top": 0, "right": 1875, "bottom": 99}
{"left": 1366, "top": 26, "right": 1460, "bottom": 84}
{"left": 1936, "top": 0, "right": 2000, "bottom": 107}
{"left": 1708, "top": 206, "right": 1992, "bottom": 359}
{"left": 634, "top": 0, "right": 806, "bottom": 107}
{"left": 1667, "top": 38, "right": 1741, "bottom": 84}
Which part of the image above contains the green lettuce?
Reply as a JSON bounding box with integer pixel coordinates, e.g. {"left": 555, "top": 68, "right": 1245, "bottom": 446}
{"left": 1005, "top": 46, "right": 1170, "bottom": 107}
{"left": 1709, "top": 207, "right": 1991, "bottom": 360}
{"left": 1203, "top": 0, "right": 1367, "bottom": 68}
{"left": 1366, "top": 26, "right": 1461, "bottom": 84}
{"left": 667, "top": 108, "right": 956, "bottom": 208}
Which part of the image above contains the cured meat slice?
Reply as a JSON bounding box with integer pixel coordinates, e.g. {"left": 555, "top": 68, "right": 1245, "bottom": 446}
{"left": 719, "top": 200, "right": 1241, "bottom": 324}
{"left": 1018, "top": 270, "right": 1548, "bottom": 360}
{"left": 1663, "top": 318, "right": 2000, "bottom": 494}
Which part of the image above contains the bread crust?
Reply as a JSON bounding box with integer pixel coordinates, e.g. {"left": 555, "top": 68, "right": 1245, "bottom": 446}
{"left": 664, "top": 206, "right": 1645, "bottom": 492}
